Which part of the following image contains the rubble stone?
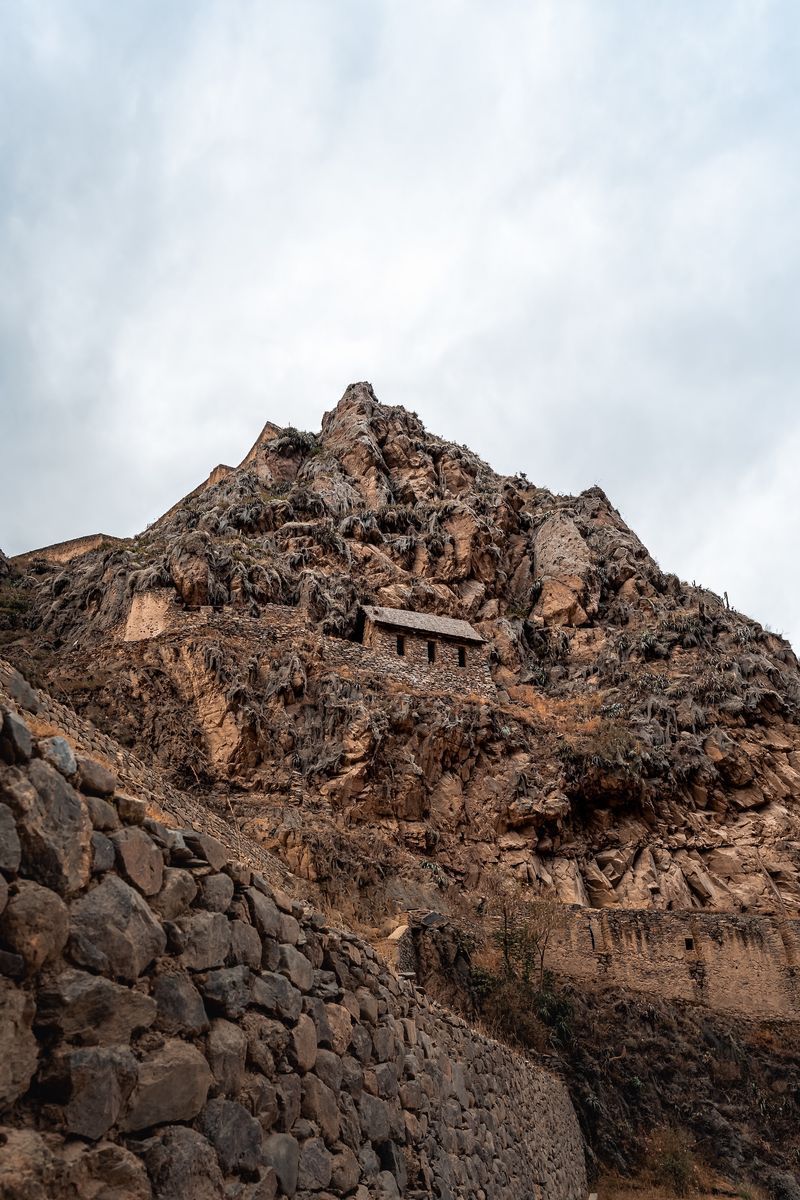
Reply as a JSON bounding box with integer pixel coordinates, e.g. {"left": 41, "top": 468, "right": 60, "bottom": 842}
{"left": 76, "top": 753, "right": 117, "bottom": 796}
{"left": 122, "top": 1039, "right": 212, "bottom": 1131}
{"left": 153, "top": 971, "right": 209, "bottom": 1036}
{"left": 207, "top": 1018, "right": 247, "bottom": 1096}
{"left": 143, "top": 1124, "right": 225, "bottom": 1200}
{"left": 36, "top": 967, "right": 156, "bottom": 1044}
{"left": 0, "top": 879, "right": 68, "bottom": 971}
{"left": 199, "top": 1096, "right": 262, "bottom": 1177}
{"left": 38, "top": 736, "right": 77, "bottom": 777}
{"left": 69, "top": 874, "right": 166, "bottom": 981}
{"left": 0, "top": 978, "right": 37, "bottom": 1104}
{"left": 62, "top": 1044, "right": 138, "bottom": 1139}
{"left": 111, "top": 827, "right": 164, "bottom": 896}
{"left": 5, "top": 760, "right": 91, "bottom": 894}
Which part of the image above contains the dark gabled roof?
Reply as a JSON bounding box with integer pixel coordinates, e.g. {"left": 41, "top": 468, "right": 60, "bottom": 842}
{"left": 363, "top": 605, "right": 484, "bottom": 644}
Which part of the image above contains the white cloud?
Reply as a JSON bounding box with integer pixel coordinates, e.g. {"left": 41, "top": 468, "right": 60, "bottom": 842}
{"left": 1, "top": 0, "right": 799, "bottom": 646}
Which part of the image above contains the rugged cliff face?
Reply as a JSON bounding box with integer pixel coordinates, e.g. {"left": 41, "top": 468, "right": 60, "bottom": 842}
{"left": 4, "top": 382, "right": 800, "bottom": 922}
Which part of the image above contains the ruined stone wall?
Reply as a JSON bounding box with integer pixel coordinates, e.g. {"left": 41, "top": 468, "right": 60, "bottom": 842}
{"left": 122, "top": 596, "right": 307, "bottom": 646}
{"left": 119, "top": 593, "right": 495, "bottom": 702}
{"left": 124, "top": 591, "right": 181, "bottom": 642}
{"left": 548, "top": 906, "right": 800, "bottom": 1020}
{"left": 11, "top": 534, "right": 129, "bottom": 567}
{"left": 147, "top": 464, "right": 235, "bottom": 530}
{"left": 0, "top": 701, "right": 586, "bottom": 1200}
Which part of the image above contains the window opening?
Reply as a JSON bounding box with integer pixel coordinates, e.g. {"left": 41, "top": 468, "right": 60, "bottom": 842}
{"left": 684, "top": 937, "right": 694, "bottom": 952}
{"left": 457, "top": 646, "right": 466, "bottom": 668}
{"left": 396, "top": 635, "right": 405, "bottom": 657}
{"left": 427, "top": 640, "right": 436, "bottom": 663}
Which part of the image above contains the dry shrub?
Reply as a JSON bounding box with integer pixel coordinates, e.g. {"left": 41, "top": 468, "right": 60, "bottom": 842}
{"left": 650, "top": 1128, "right": 696, "bottom": 1195}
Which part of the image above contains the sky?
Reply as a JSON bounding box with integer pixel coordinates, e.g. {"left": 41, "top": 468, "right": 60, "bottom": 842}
{"left": 1, "top": 1, "right": 799, "bottom": 647}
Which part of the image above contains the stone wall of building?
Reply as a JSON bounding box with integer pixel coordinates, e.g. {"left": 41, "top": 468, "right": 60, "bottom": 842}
{"left": 547, "top": 907, "right": 800, "bottom": 1020}
{"left": 0, "top": 700, "right": 586, "bottom": 1200}
{"left": 327, "top": 628, "right": 495, "bottom": 702}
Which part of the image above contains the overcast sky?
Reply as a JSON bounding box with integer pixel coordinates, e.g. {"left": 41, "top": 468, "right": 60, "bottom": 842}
{"left": 1, "top": 1, "right": 799, "bottom": 647}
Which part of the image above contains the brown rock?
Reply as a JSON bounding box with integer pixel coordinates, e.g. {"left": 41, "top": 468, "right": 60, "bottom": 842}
{"left": 297, "top": 1137, "right": 332, "bottom": 1190}
{"left": 262, "top": 1133, "right": 299, "bottom": 1196}
{"left": 229, "top": 919, "right": 263, "bottom": 968}
{"left": 277, "top": 943, "right": 314, "bottom": 991}
{"left": 0, "top": 879, "right": 68, "bottom": 971}
{"left": 198, "top": 964, "right": 252, "bottom": 1017}
{"left": 289, "top": 1012, "right": 317, "bottom": 1072}
{"left": 182, "top": 830, "right": 228, "bottom": 870}
{"left": 143, "top": 1125, "right": 225, "bottom": 1200}
{"left": 121, "top": 1039, "right": 213, "bottom": 1131}
{"left": 153, "top": 971, "right": 209, "bottom": 1036}
{"left": 0, "top": 802, "right": 21, "bottom": 873}
{"left": 3, "top": 760, "right": 91, "bottom": 895}
{"left": 85, "top": 793, "right": 120, "bottom": 831}
{"left": 198, "top": 1097, "right": 262, "bottom": 1177}
{"left": 174, "top": 910, "right": 232, "bottom": 971}
{"left": 152, "top": 867, "right": 198, "bottom": 920}
{"left": 207, "top": 1018, "right": 247, "bottom": 1096}
{"left": 321, "top": 1003, "right": 352, "bottom": 1051}
{"left": 301, "top": 1074, "right": 340, "bottom": 1144}
{"left": 69, "top": 874, "right": 167, "bottom": 981}
{"left": 76, "top": 753, "right": 117, "bottom": 797}
{"left": 0, "top": 978, "right": 37, "bottom": 1104}
{"left": 62, "top": 1045, "right": 138, "bottom": 1139}
{"left": 111, "top": 827, "right": 164, "bottom": 895}
{"left": 36, "top": 967, "right": 156, "bottom": 1044}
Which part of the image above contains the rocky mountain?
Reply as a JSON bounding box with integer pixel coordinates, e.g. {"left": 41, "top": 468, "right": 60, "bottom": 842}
{"left": 4, "top": 381, "right": 800, "bottom": 923}
{"left": 3, "top": 381, "right": 800, "bottom": 1198}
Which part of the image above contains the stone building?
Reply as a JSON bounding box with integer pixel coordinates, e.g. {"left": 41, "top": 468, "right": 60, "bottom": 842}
{"left": 351, "top": 605, "right": 494, "bottom": 697}
{"left": 360, "top": 604, "right": 485, "bottom": 673}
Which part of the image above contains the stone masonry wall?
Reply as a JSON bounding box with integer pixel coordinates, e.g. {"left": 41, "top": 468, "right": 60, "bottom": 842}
{"left": 328, "top": 629, "right": 495, "bottom": 702}
{"left": 11, "top": 534, "right": 129, "bottom": 568}
{"left": 119, "top": 592, "right": 496, "bottom": 701}
{"left": 0, "top": 659, "right": 290, "bottom": 890}
{"left": 0, "top": 699, "right": 586, "bottom": 1200}
{"left": 548, "top": 906, "right": 800, "bottom": 1020}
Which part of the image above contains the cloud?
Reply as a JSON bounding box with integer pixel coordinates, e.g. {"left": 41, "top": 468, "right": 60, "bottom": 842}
{"left": 1, "top": 0, "right": 799, "bottom": 645}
